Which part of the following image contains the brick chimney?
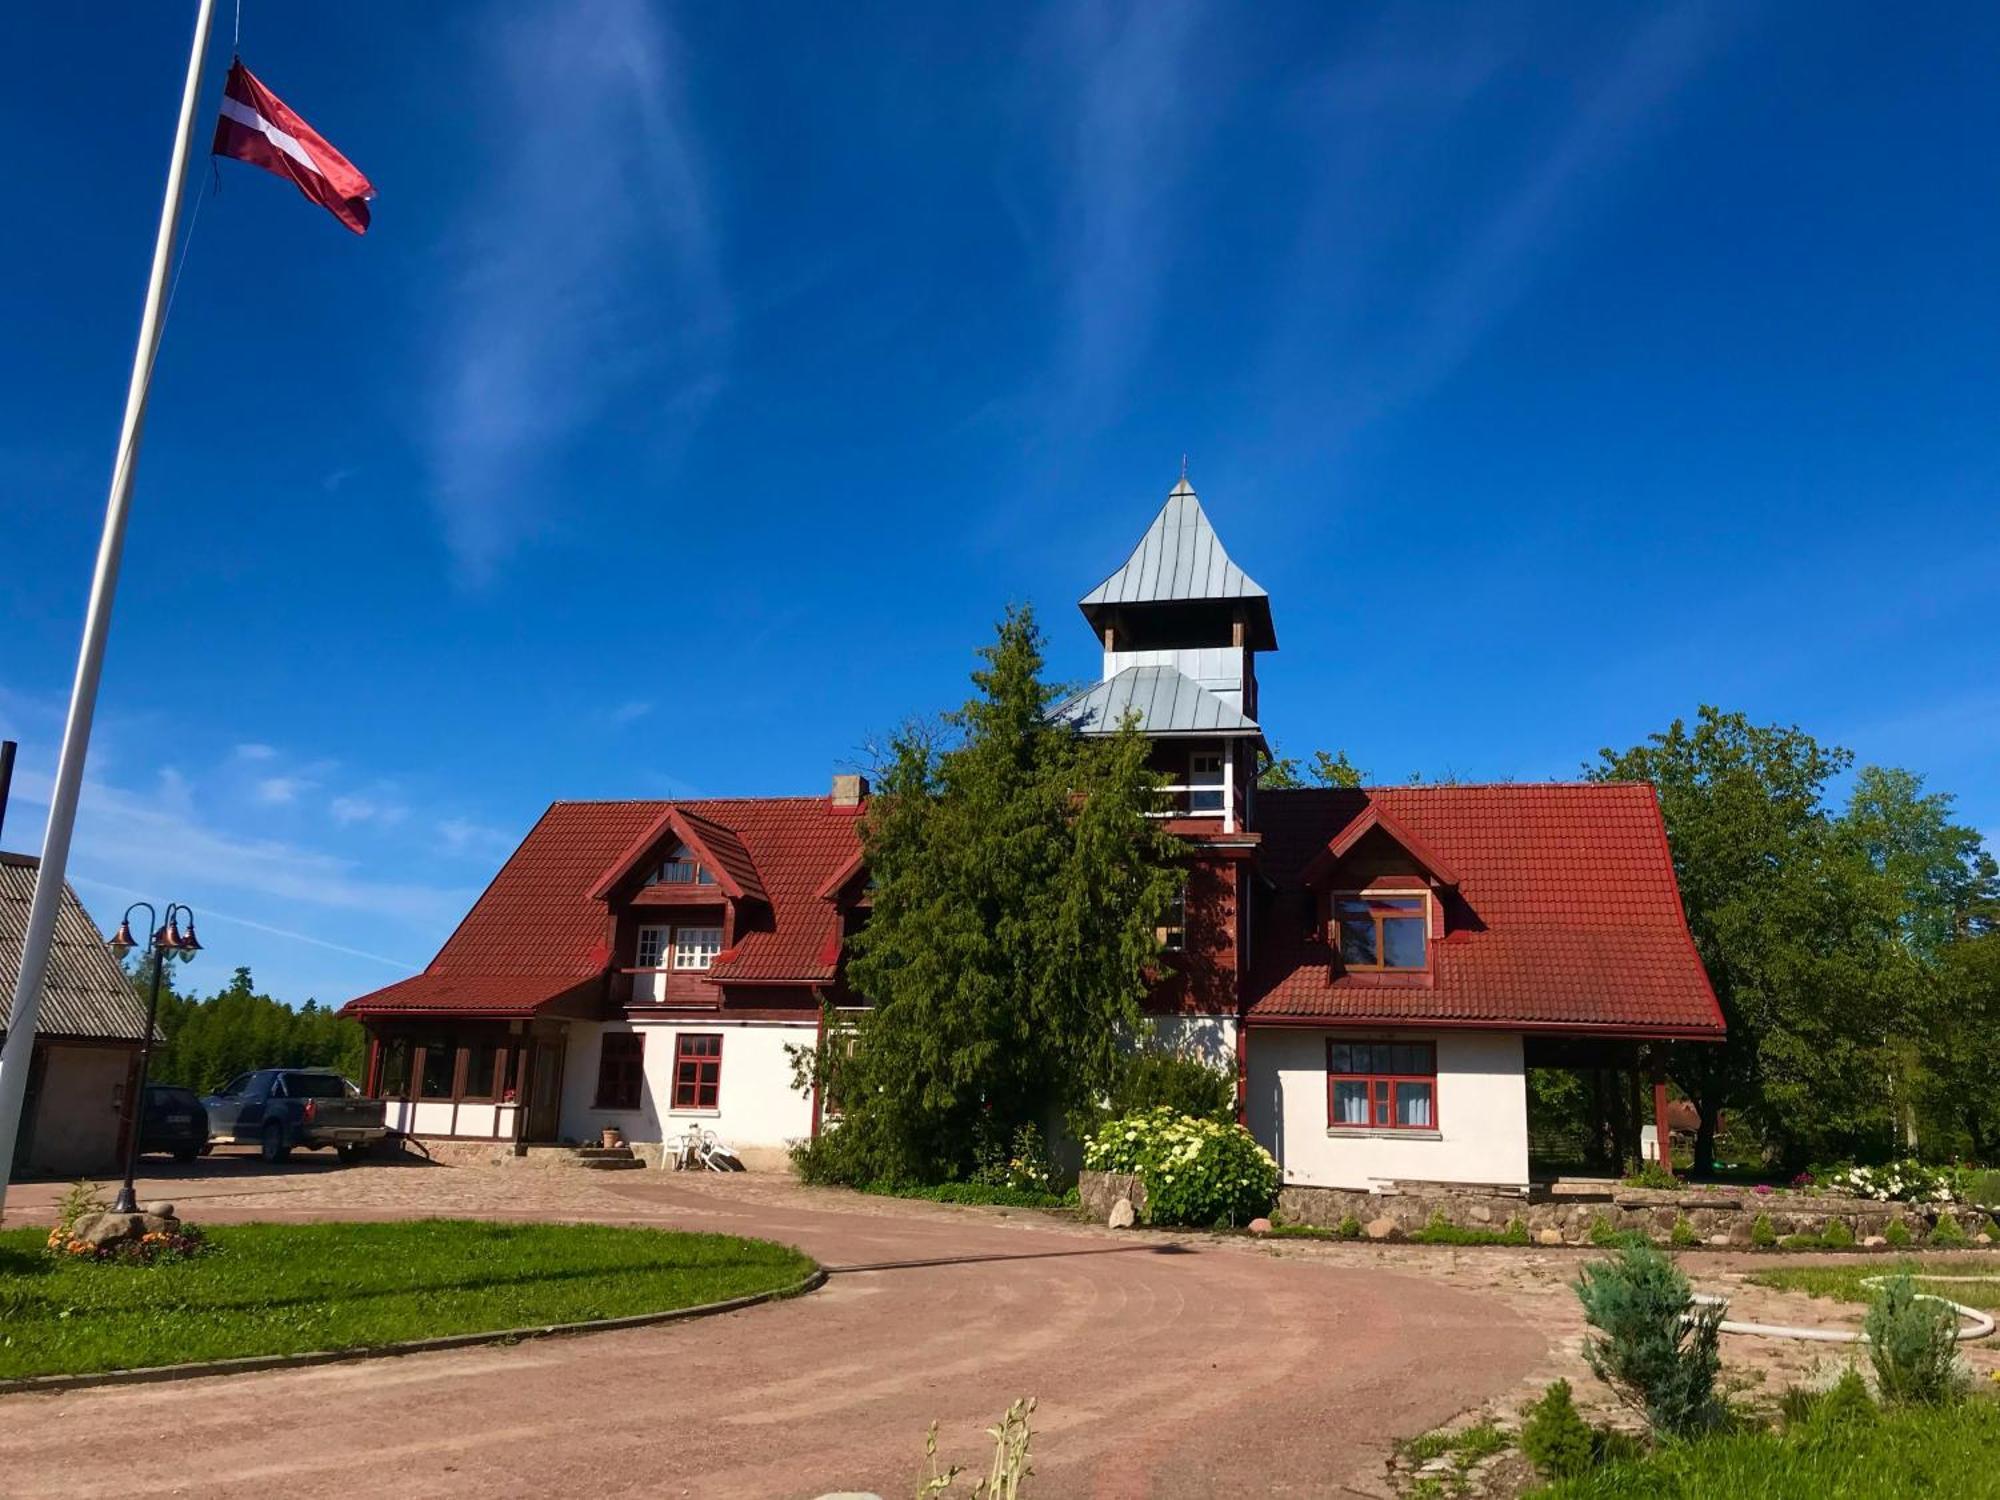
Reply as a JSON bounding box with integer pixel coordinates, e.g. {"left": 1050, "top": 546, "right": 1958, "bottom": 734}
{"left": 831, "top": 772, "right": 869, "bottom": 809}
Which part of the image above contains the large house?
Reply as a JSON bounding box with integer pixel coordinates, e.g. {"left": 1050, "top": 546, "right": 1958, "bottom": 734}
{"left": 343, "top": 481, "right": 1723, "bottom": 1187}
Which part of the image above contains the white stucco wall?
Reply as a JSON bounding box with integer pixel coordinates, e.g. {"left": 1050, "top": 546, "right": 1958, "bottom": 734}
{"left": 1246, "top": 1028, "right": 1528, "bottom": 1190}
{"left": 1146, "top": 1014, "right": 1237, "bottom": 1066}
{"left": 562, "top": 1019, "right": 817, "bottom": 1157}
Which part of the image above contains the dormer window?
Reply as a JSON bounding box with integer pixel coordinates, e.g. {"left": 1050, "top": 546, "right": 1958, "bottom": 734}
{"left": 648, "top": 843, "right": 716, "bottom": 886}
{"left": 1334, "top": 893, "right": 1428, "bottom": 971}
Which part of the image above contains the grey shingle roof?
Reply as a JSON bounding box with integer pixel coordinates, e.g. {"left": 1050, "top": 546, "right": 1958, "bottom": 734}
{"left": 1080, "top": 481, "right": 1268, "bottom": 609}
{"left": 1052, "top": 665, "right": 1261, "bottom": 737}
{"left": 0, "top": 853, "right": 153, "bottom": 1042}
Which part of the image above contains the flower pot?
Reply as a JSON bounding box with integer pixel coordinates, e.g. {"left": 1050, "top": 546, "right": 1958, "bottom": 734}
{"left": 600, "top": 1128, "right": 622, "bottom": 1150}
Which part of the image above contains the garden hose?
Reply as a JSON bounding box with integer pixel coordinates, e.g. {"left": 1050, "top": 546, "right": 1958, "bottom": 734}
{"left": 1692, "top": 1276, "right": 1997, "bottom": 1344}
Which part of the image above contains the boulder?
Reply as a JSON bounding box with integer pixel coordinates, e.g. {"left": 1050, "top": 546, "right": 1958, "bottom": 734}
{"left": 1247, "top": 1217, "right": 1272, "bottom": 1236}
{"left": 1708, "top": 1234, "right": 1731, "bottom": 1247}
{"left": 1364, "top": 1216, "right": 1403, "bottom": 1242}
{"left": 70, "top": 1210, "right": 178, "bottom": 1249}
{"left": 1862, "top": 1236, "right": 1887, "bottom": 1248}
{"left": 1468, "top": 1204, "right": 1493, "bottom": 1224}
{"left": 1107, "top": 1197, "right": 1136, "bottom": 1230}
{"left": 140, "top": 1200, "right": 176, "bottom": 1218}
{"left": 1537, "top": 1228, "right": 1564, "bottom": 1246}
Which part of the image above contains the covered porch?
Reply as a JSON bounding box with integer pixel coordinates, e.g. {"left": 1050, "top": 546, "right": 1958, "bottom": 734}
{"left": 1523, "top": 1034, "right": 1681, "bottom": 1183}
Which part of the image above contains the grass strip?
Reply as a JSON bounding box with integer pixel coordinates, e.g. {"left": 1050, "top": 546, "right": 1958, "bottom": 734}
{"left": 0, "top": 1218, "right": 814, "bottom": 1380}
{"left": 1532, "top": 1396, "right": 2000, "bottom": 1498}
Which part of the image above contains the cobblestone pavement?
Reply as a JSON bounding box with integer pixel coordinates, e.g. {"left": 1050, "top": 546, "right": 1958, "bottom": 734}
{"left": 5, "top": 1157, "right": 1991, "bottom": 1497}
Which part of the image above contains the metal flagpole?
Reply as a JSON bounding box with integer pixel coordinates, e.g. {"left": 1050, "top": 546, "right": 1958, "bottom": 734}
{"left": 0, "top": 0, "right": 218, "bottom": 1220}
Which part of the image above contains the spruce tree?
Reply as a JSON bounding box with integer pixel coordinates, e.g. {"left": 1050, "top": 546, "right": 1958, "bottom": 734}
{"left": 814, "top": 605, "right": 1181, "bottom": 1183}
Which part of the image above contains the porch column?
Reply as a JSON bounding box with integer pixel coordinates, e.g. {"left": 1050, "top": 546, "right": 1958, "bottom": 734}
{"left": 1222, "top": 750, "right": 1236, "bottom": 834}
{"left": 1650, "top": 1046, "right": 1673, "bottom": 1177}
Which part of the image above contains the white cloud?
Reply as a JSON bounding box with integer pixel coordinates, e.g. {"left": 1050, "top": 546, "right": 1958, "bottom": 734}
{"left": 610, "top": 699, "right": 654, "bottom": 726}
{"left": 254, "top": 776, "right": 311, "bottom": 806}
{"left": 330, "top": 794, "right": 408, "bottom": 828}
{"left": 436, "top": 817, "right": 517, "bottom": 860}
{"left": 425, "top": 0, "right": 726, "bottom": 583}
{"left": 5, "top": 764, "right": 470, "bottom": 931}
{"left": 1044, "top": 0, "right": 1209, "bottom": 417}
{"left": 232, "top": 742, "right": 278, "bottom": 762}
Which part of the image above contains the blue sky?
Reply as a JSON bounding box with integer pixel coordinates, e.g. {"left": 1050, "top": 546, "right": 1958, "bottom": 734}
{"left": 2, "top": 2, "right": 1995, "bottom": 1006}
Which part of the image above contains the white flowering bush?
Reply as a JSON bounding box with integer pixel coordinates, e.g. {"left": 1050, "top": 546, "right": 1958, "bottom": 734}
{"left": 1825, "top": 1160, "right": 1955, "bottom": 1205}
{"left": 1084, "top": 1105, "right": 1278, "bottom": 1227}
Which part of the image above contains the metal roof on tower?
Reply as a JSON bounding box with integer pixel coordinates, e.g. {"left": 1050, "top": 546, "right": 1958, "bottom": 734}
{"left": 1078, "top": 479, "right": 1276, "bottom": 649}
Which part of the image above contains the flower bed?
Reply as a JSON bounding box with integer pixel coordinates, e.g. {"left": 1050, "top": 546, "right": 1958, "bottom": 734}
{"left": 1082, "top": 1106, "right": 1277, "bottom": 1227}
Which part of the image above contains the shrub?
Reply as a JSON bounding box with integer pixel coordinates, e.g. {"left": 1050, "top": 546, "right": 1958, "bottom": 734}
{"left": 1865, "top": 1275, "right": 1967, "bottom": 1406}
{"left": 1108, "top": 1051, "right": 1236, "bottom": 1124}
{"left": 1790, "top": 1367, "right": 1880, "bottom": 1443}
{"left": 1820, "top": 1219, "right": 1855, "bottom": 1249}
{"left": 1825, "top": 1161, "right": 1955, "bottom": 1205}
{"left": 1338, "top": 1214, "right": 1363, "bottom": 1240}
{"left": 1622, "top": 1159, "right": 1678, "bottom": 1192}
{"left": 1504, "top": 1216, "right": 1531, "bottom": 1246}
{"left": 1575, "top": 1243, "right": 1726, "bottom": 1437}
{"left": 1955, "top": 1168, "right": 2000, "bottom": 1210}
{"left": 1588, "top": 1215, "right": 1644, "bottom": 1248}
{"left": 972, "top": 1121, "right": 1061, "bottom": 1195}
{"left": 1520, "top": 1378, "right": 1595, "bottom": 1480}
{"left": 1750, "top": 1214, "right": 1778, "bottom": 1248}
{"left": 1669, "top": 1216, "right": 1698, "bottom": 1248}
{"left": 1082, "top": 1106, "right": 1277, "bottom": 1228}
{"left": 1780, "top": 1232, "right": 1823, "bottom": 1251}
{"left": 1883, "top": 1219, "right": 1913, "bottom": 1248}
{"left": 1926, "top": 1212, "right": 1970, "bottom": 1248}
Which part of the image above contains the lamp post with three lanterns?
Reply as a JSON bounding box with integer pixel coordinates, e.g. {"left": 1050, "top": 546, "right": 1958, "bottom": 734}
{"left": 106, "top": 902, "right": 199, "bottom": 1214}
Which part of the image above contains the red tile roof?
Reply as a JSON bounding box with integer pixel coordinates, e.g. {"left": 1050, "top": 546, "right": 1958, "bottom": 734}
{"left": 341, "top": 798, "right": 860, "bottom": 1016}
{"left": 1248, "top": 784, "right": 1724, "bottom": 1037}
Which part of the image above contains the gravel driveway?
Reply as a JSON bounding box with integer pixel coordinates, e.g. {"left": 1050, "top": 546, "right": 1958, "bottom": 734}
{"left": 0, "top": 1155, "right": 1551, "bottom": 1498}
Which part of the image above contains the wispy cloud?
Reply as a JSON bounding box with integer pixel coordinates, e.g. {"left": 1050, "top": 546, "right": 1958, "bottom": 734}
{"left": 1043, "top": 0, "right": 1211, "bottom": 416}
{"left": 330, "top": 793, "right": 408, "bottom": 828}
{"left": 6, "top": 764, "right": 469, "bottom": 932}
{"left": 1263, "top": 8, "right": 1724, "bottom": 446}
{"left": 254, "top": 776, "right": 312, "bottom": 806}
{"left": 609, "top": 699, "right": 653, "bottom": 727}
{"left": 232, "top": 742, "right": 278, "bottom": 762}
{"left": 436, "top": 816, "right": 517, "bottom": 861}
{"left": 425, "top": 0, "right": 726, "bottom": 583}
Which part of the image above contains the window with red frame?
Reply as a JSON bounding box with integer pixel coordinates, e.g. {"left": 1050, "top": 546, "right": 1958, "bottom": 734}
{"left": 673, "top": 1032, "right": 722, "bottom": 1110}
{"left": 594, "top": 1032, "right": 645, "bottom": 1111}
{"left": 1327, "top": 1040, "right": 1436, "bottom": 1130}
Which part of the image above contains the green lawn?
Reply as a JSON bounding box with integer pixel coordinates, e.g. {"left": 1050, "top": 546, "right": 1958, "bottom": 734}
{"left": 1748, "top": 1255, "right": 2000, "bottom": 1311}
{"left": 0, "top": 1218, "right": 816, "bottom": 1381}
{"left": 1532, "top": 1398, "right": 2000, "bottom": 1498}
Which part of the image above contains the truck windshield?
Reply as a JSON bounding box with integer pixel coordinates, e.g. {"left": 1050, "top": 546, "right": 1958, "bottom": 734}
{"left": 283, "top": 1074, "right": 351, "bottom": 1099}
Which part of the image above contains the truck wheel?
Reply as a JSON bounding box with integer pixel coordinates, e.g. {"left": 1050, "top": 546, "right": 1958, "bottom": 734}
{"left": 260, "top": 1122, "right": 291, "bottom": 1164}
{"left": 172, "top": 1146, "right": 200, "bottom": 1164}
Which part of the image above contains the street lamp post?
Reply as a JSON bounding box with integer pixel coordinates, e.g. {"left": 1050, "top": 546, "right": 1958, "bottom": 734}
{"left": 106, "top": 902, "right": 199, "bottom": 1215}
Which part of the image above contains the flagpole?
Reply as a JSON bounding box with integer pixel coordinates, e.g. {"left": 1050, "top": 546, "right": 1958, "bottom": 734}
{"left": 0, "top": 0, "right": 217, "bottom": 1220}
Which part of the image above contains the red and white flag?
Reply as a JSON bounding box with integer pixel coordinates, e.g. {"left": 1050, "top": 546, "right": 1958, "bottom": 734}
{"left": 212, "top": 60, "right": 375, "bottom": 234}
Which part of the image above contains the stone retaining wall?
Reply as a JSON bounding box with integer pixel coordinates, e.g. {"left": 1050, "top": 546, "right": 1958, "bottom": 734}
{"left": 1078, "top": 1170, "right": 1147, "bottom": 1225}
{"left": 1276, "top": 1182, "right": 1946, "bottom": 1246}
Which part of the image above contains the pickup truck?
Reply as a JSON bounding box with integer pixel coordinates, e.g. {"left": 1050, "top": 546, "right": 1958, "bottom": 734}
{"left": 202, "top": 1069, "right": 389, "bottom": 1163}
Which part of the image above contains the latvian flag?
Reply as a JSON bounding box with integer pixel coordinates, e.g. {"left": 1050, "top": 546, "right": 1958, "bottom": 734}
{"left": 212, "top": 60, "right": 375, "bottom": 234}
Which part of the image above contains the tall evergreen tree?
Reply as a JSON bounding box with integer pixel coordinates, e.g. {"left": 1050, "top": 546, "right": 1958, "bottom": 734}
{"left": 812, "top": 606, "right": 1182, "bottom": 1183}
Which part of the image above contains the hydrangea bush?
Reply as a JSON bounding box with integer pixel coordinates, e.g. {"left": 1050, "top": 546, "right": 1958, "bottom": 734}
{"left": 1084, "top": 1105, "right": 1278, "bottom": 1227}
{"left": 1825, "top": 1161, "right": 1955, "bottom": 1205}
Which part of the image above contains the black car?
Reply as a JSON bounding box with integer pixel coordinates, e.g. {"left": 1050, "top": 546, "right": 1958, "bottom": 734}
{"left": 139, "top": 1084, "right": 210, "bottom": 1162}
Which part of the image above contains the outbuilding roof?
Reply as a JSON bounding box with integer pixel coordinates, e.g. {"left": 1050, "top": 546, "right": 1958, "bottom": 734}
{"left": 1052, "top": 664, "right": 1260, "bottom": 737}
{"left": 1247, "top": 783, "right": 1725, "bottom": 1037}
{"left": 341, "top": 797, "right": 863, "bottom": 1017}
{"left": 0, "top": 852, "right": 155, "bottom": 1042}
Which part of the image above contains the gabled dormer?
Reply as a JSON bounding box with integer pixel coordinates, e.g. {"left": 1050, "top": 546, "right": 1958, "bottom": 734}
{"left": 1300, "top": 801, "right": 1461, "bottom": 978}
{"left": 590, "top": 807, "right": 766, "bottom": 1007}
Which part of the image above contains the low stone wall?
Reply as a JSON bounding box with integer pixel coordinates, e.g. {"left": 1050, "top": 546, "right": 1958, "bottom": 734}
{"left": 1277, "top": 1182, "right": 1946, "bottom": 1246}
